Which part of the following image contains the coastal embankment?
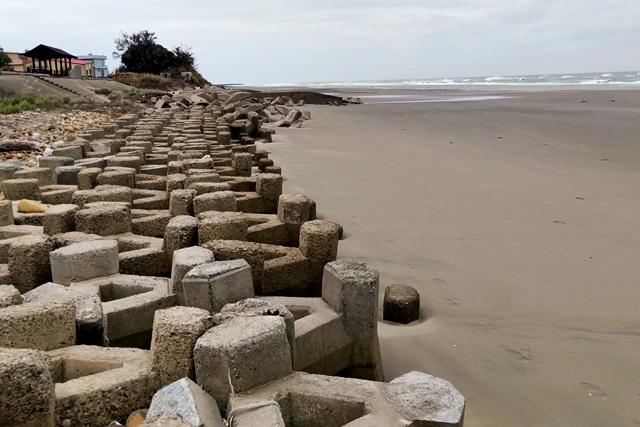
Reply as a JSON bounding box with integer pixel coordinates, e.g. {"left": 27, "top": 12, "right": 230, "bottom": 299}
{"left": 265, "top": 90, "right": 640, "bottom": 426}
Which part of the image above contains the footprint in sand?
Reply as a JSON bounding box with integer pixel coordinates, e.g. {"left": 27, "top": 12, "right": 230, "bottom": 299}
{"left": 478, "top": 321, "right": 499, "bottom": 333}
{"left": 442, "top": 297, "right": 460, "bottom": 306}
{"left": 503, "top": 346, "right": 532, "bottom": 362}
{"left": 581, "top": 382, "right": 609, "bottom": 400}
{"left": 433, "top": 278, "right": 447, "bottom": 286}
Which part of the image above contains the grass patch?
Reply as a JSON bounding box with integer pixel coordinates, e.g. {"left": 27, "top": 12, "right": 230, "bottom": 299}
{"left": 116, "top": 73, "right": 173, "bottom": 90}
{"left": 0, "top": 95, "right": 71, "bottom": 114}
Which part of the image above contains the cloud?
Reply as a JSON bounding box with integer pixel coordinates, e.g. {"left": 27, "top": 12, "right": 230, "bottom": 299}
{"left": 1, "top": 0, "right": 639, "bottom": 83}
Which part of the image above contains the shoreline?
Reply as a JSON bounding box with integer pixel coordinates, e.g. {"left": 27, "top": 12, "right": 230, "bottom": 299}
{"left": 263, "top": 89, "right": 640, "bottom": 426}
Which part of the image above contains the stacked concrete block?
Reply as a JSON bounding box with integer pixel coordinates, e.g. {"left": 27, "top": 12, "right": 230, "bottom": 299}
{"left": 182, "top": 259, "right": 254, "bottom": 313}
{"left": 77, "top": 167, "right": 102, "bottom": 189}
{"left": 277, "top": 194, "right": 315, "bottom": 244}
{"left": 1, "top": 178, "right": 41, "bottom": 200}
{"left": 145, "top": 378, "right": 224, "bottom": 427}
{"left": 169, "top": 189, "right": 197, "bottom": 216}
{"left": 0, "top": 300, "right": 75, "bottom": 350}
{"left": 15, "top": 167, "right": 54, "bottom": 186}
{"left": 322, "top": 260, "right": 384, "bottom": 380}
{"left": 50, "top": 240, "right": 119, "bottom": 285}
{"left": 0, "top": 348, "right": 56, "bottom": 427}
{"left": 0, "top": 284, "right": 22, "bottom": 308}
{"left": 299, "top": 220, "right": 341, "bottom": 286}
{"left": 51, "top": 145, "right": 83, "bottom": 159}
{"left": 23, "top": 282, "right": 103, "bottom": 345}
{"left": 0, "top": 162, "right": 17, "bottom": 183}
{"left": 107, "top": 155, "right": 142, "bottom": 172}
{"left": 9, "top": 234, "right": 54, "bottom": 292}
{"left": 0, "top": 200, "right": 14, "bottom": 225}
{"left": 75, "top": 201, "right": 131, "bottom": 236}
{"left": 163, "top": 215, "right": 199, "bottom": 262}
{"left": 39, "top": 155, "right": 75, "bottom": 170}
{"left": 232, "top": 152, "right": 253, "bottom": 177}
{"left": 193, "top": 190, "right": 237, "bottom": 214}
{"left": 97, "top": 168, "right": 136, "bottom": 188}
{"left": 170, "top": 246, "right": 215, "bottom": 304}
{"left": 56, "top": 165, "right": 86, "bottom": 185}
{"left": 256, "top": 173, "right": 282, "bottom": 214}
{"left": 194, "top": 315, "right": 292, "bottom": 412}
{"left": 203, "top": 240, "right": 265, "bottom": 290}
{"left": 40, "top": 184, "right": 77, "bottom": 205}
{"left": 198, "top": 212, "right": 248, "bottom": 244}
{"left": 150, "top": 307, "right": 214, "bottom": 384}
{"left": 43, "top": 204, "right": 79, "bottom": 235}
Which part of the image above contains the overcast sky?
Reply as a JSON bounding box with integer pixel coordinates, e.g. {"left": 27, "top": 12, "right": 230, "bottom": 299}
{"left": 2, "top": 0, "right": 639, "bottom": 84}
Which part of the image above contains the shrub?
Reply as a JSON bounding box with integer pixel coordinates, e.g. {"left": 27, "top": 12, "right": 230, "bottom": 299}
{"left": 0, "top": 95, "right": 69, "bottom": 114}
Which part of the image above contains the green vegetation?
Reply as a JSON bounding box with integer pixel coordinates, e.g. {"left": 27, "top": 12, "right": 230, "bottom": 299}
{"left": 0, "top": 46, "right": 12, "bottom": 71}
{"left": 0, "top": 94, "right": 71, "bottom": 114}
{"left": 115, "top": 72, "right": 172, "bottom": 90}
{"left": 94, "top": 88, "right": 112, "bottom": 95}
{"left": 113, "top": 30, "right": 209, "bottom": 88}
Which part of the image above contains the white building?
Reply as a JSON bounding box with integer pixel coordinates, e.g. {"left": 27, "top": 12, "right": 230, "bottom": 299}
{"left": 76, "top": 54, "right": 109, "bottom": 78}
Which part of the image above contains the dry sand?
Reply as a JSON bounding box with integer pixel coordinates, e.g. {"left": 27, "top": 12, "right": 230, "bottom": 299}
{"left": 263, "top": 90, "right": 640, "bottom": 426}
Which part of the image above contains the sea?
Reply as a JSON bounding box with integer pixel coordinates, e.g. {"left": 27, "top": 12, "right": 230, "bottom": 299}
{"left": 249, "top": 71, "right": 640, "bottom": 104}
{"left": 280, "top": 71, "right": 640, "bottom": 91}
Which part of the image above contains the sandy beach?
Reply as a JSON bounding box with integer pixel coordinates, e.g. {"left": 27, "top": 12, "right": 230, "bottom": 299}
{"left": 263, "top": 90, "right": 640, "bottom": 426}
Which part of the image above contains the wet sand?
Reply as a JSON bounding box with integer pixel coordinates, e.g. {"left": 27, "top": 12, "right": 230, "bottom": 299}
{"left": 262, "top": 90, "right": 640, "bottom": 426}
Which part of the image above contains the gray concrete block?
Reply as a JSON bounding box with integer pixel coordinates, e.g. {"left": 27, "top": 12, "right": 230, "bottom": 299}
{"left": 0, "top": 284, "right": 22, "bottom": 308}
{"left": 0, "top": 348, "right": 55, "bottom": 427}
{"left": 194, "top": 315, "right": 292, "bottom": 412}
{"left": 43, "top": 204, "right": 79, "bottom": 235}
{"left": 170, "top": 246, "right": 215, "bottom": 305}
{"left": 183, "top": 260, "right": 254, "bottom": 313}
{"left": 228, "top": 401, "right": 285, "bottom": 427}
{"left": 50, "top": 240, "right": 119, "bottom": 285}
{"left": 146, "top": 378, "right": 224, "bottom": 427}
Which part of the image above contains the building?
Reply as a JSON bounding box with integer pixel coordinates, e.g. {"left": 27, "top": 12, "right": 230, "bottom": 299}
{"left": 77, "top": 54, "right": 109, "bottom": 78}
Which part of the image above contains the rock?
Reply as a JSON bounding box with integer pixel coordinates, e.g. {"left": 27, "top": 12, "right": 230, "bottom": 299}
{"left": 383, "top": 284, "right": 420, "bottom": 324}
{"left": 224, "top": 91, "right": 252, "bottom": 107}
{"left": 17, "top": 199, "right": 47, "bottom": 213}
{"left": 0, "top": 140, "right": 40, "bottom": 152}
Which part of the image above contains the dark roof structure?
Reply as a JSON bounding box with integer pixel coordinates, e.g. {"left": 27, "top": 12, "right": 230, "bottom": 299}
{"left": 23, "top": 44, "right": 77, "bottom": 59}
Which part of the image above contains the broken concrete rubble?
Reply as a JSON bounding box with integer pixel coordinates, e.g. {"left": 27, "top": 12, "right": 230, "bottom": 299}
{"left": 0, "top": 86, "right": 462, "bottom": 426}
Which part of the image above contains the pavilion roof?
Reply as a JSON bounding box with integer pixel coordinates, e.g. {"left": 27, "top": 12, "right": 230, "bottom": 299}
{"left": 23, "top": 44, "right": 77, "bottom": 60}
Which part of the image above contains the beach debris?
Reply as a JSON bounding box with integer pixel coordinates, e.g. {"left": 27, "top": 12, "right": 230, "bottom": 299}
{"left": 608, "top": 97, "right": 615, "bottom": 103}
{"left": 580, "top": 98, "right": 586, "bottom": 103}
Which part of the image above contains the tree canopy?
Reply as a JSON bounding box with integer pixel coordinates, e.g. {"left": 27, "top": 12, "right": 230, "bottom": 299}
{"left": 0, "top": 47, "right": 12, "bottom": 70}
{"left": 113, "top": 31, "right": 198, "bottom": 75}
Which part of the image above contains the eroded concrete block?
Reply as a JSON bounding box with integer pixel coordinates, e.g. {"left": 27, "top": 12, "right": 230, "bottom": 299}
{"left": 9, "top": 234, "right": 54, "bottom": 293}
{"left": 170, "top": 246, "right": 215, "bottom": 305}
{"left": 228, "top": 400, "right": 285, "bottom": 427}
{"left": 0, "top": 284, "right": 22, "bottom": 308}
{"left": 198, "top": 212, "right": 247, "bottom": 244}
{"left": 50, "top": 239, "right": 119, "bottom": 285}
{"left": 0, "top": 348, "right": 55, "bottom": 427}
{"left": 75, "top": 202, "right": 132, "bottom": 236}
{"left": 183, "top": 260, "right": 254, "bottom": 313}
{"left": 383, "top": 284, "right": 421, "bottom": 324}
{"left": 0, "top": 300, "right": 76, "bottom": 350}
{"left": 150, "top": 306, "right": 214, "bottom": 384}
{"left": 194, "top": 315, "right": 292, "bottom": 412}
{"left": 146, "top": 378, "right": 224, "bottom": 427}
{"left": 387, "top": 371, "right": 465, "bottom": 426}
{"left": 43, "top": 203, "right": 79, "bottom": 235}
{"left": 193, "top": 190, "right": 237, "bottom": 215}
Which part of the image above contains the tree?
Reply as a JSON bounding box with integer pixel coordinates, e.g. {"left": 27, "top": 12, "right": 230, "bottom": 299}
{"left": 113, "top": 31, "right": 176, "bottom": 74}
{"left": 0, "top": 47, "right": 12, "bottom": 71}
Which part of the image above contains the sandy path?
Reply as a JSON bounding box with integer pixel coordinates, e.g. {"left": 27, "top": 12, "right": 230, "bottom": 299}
{"left": 261, "top": 90, "right": 640, "bottom": 426}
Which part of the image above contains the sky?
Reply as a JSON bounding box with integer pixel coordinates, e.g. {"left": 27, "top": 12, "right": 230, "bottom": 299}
{"left": 1, "top": 0, "right": 640, "bottom": 84}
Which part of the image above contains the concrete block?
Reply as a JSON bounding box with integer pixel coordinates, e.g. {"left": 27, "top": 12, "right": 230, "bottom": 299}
{"left": 77, "top": 167, "right": 103, "bottom": 190}
{"left": 146, "top": 378, "right": 224, "bottom": 427}
{"left": 169, "top": 189, "right": 197, "bottom": 216}
{"left": 51, "top": 145, "right": 83, "bottom": 160}
{"left": 1, "top": 178, "right": 41, "bottom": 200}
{"left": 228, "top": 401, "right": 285, "bottom": 427}
{"left": 55, "top": 165, "right": 86, "bottom": 185}
{"left": 50, "top": 240, "right": 119, "bottom": 285}
{"left": 107, "top": 155, "right": 142, "bottom": 173}
{"left": 193, "top": 190, "right": 237, "bottom": 215}
{"left": 170, "top": 246, "right": 215, "bottom": 305}
{"left": 163, "top": 215, "right": 199, "bottom": 262}
{"left": 183, "top": 260, "right": 254, "bottom": 313}
{"left": 0, "top": 200, "right": 14, "bottom": 226}
{"left": 383, "top": 284, "right": 420, "bottom": 324}
{"left": 0, "top": 284, "right": 22, "bottom": 308}
{"left": 150, "top": 307, "right": 214, "bottom": 383}
{"left": 75, "top": 202, "right": 131, "bottom": 236}
{"left": 198, "top": 212, "right": 247, "bottom": 244}
{"left": 0, "top": 348, "right": 55, "bottom": 427}
{"left": 15, "top": 167, "right": 54, "bottom": 186}
{"left": 23, "top": 282, "right": 103, "bottom": 345}
{"left": 0, "top": 300, "right": 76, "bottom": 350}
{"left": 256, "top": 173, "right": 282, "bottom": 214}
{"left": 299, "top": 220, "right": 340, "bottom": 282}
{"left": 321, "top": 260, "right": 383, "bottom": 380}
{"left": 387, "top": 371, "right": 465, "bottom": 426}
{"left": 97, "top": 169, "right": 135, "bottom": 188}
{"left": 39, "top": 155, "right": 75, "bottom": 170}
{"left": 9, "top": 234, "right": 54, "bottom": 293}
{"left": 43, "top": 204, "right": 79, "bottom": 235}
{"left": 194, "top": 315, "right": 292, "bottom": 412}
{"left": 0, "top": 162, "right": 17, "bottom": 183}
